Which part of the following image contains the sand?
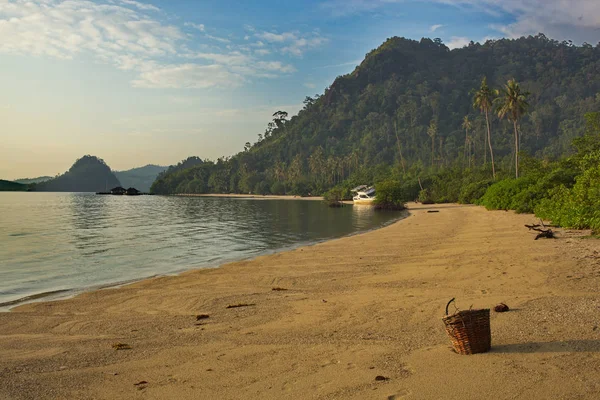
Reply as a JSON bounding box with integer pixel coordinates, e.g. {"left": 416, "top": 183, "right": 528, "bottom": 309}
{"left": 176, "top": 194, "right": 325, "bottom": 200}
{"left": 1, "top": 203, "right": 599, "bottom": 400}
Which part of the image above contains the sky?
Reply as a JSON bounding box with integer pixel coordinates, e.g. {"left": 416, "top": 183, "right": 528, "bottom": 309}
{"left": 2, "top": 0, "right": 600, "bottom": 179}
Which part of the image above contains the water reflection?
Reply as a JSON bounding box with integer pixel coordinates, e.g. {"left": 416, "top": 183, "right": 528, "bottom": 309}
{"left": 0, "top": 193, "right": 403, "bottom": 305}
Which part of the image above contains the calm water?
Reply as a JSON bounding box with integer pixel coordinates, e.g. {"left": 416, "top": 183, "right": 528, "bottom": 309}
{"left": 0, "top": 193, "right": 403, "bottom": 307}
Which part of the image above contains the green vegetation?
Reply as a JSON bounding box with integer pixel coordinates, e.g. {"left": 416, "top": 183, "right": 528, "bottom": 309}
{"left": 150, "top": 34, "right": 600, "bottom": 230}
{"left": 35, "top": 155, "right": 121, "bottom": 192}
{"left": 0, "top": 179, "right": 28, "bottom": 191}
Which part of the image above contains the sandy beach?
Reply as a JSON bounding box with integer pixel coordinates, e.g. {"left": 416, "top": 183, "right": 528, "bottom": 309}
{"left": 176, "top": 194, "right": 325, "bottom": 201}
{"left": 1, "top": 203, "right": 599, "bottom": 400}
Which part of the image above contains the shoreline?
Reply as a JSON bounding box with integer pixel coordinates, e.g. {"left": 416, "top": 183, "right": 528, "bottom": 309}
{"left": 1, "top": 203, "right": 599, "bottom": 399}
{"left": 176, "top": 193, "right": 325, "bottom": 200}
{"left": 0, "top": 207, "right": 406, "bottom": 312}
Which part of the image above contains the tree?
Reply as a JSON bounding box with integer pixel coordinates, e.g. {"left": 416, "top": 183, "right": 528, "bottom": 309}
{"left": 497, "top": 79, "right": 530, "bottom": 178}
{"left": 462, "top": 116, "right": 473, "bottom": 167}
{"left": 473, "top": 77, "right": 498, "bottom": 178}
{"left": 272, "top": 111, "right": 289, "bottom": 129}
{"left": 427, "top": 119, "right": 437, "bottom": 167}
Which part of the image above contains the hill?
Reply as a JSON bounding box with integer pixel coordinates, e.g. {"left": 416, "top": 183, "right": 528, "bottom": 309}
{"left": 0, "top": 180, "right": 28, "bottom": 192}
{"left": 152, "top": 34, "right": 600, "bottom": 195}
{"left": 14, "top": 176, "right": 52, "bottom": 185}
{"left": 35, "top": 155, "right": 121, "bottom": 192}
{"left": 115, "top": 165, "right": 167, "bottom": 192}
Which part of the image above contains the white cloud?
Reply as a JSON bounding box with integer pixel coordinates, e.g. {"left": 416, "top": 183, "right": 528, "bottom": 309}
{"left": 132, "top": 64, "right": 244, "bottom": 89}
{"left": 321, "top": 0, "right": 600, "bottom": 44}
{"left": 205, "top": 34, "right": 231, "bottom": 43}
{"left": 184, "top": 22, "right": 205, "bottom": 32}
{"left": 430, "top": 24, "right": 444, "bottom": 32}
{"left": 304, "top": 82, "right": 316, "bottom": 89}
{"left": 256, "top": 61, "right": 296, "bottom": 73}
{"left": 255, "top": 30, "right": 328, "bottom": 56}
{"left": 117, "top": 0, "right": 159, "bottom": 12}
{"left": 447, "top": 36, "right": 471, "bottom": 49}
{"left": 0, "top": 0, "right": 306, "bottom": 89}
{"left": 0, "top": 1, "right": 183, "bottom": 61}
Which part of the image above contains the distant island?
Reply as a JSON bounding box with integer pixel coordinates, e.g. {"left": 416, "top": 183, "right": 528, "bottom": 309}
{"left": 34, "top": 155, "right": 121, "bottom": 192}
{"left": 5, "top": 158, "right": 167, "bottom": 193}
{"left": 114, "top": 165, "right": 167, "bottom": 193}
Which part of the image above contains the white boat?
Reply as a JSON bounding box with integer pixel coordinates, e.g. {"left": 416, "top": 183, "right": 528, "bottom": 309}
{"left": 351, "top": 185, "right": 376, "bottom": 205}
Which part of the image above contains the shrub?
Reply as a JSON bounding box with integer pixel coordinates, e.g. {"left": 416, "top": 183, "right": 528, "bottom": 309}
{"left": 418, "top": 188, "right": 434, "bottom": 204}
{"left": 479, "top": 177, "right": 534, "bottom": 210}
{"left": 535, "top": 165, "right": 600, "bottom": 231}
{"left": 511, "top": 167, "right": 578, "bottom": 213}
{"left": 374, "top": 180, "right": 409, "bottom": 210}
{"left": 323, "top": 187, "right": 345, "bottom": 207}
{"left": 254, "top": 181, "right": 271, "bottom": 195}
{"left": 270, "top": 181, "right": 286, "bottom": 195}
{"left": 458, "top": 180, "right": 493, "bottom": 204}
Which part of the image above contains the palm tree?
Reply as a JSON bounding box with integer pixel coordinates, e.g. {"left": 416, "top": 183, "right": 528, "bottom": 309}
{"left": 473, "top": 77, "right": 498, "bottom": 178}
{"left": 462, "top": 116, "right": 472, "bottom": 167}
{"left": 497, "top": 79, "right": 530, "bottom": 178}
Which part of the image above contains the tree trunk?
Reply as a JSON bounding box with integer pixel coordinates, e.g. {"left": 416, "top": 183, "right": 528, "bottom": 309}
{"left": 485, "top": 110, "right": 496, "bottom": 179}
{"left": 431, "top": 135, "right": 435, "bottom": 168}
{"left": 464, "top": 128, "right": 469, "bottom": 167}
{"left": 394, "top": 120, "right": 406, "bottom": 173}
{"left": 514, "top": 120, "right": 519, "bottom": 178}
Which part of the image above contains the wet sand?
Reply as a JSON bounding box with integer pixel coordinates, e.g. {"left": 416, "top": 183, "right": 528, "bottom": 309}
{"left": 1, "top": 203, "right": 599, "bottom": 399}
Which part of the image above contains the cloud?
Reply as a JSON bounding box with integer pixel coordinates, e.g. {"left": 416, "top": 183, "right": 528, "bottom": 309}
{"left": 132, "top": 64, "right": 244, "bottom": 89}
{"left": 205, "top": 34, "right": 231, "bottom": 43}
{"left": 117, "top": 0, "right": 159, "bottom": 12}
{"left": 447, "top": 36, "right": 471, "bottom": 49}
{"left": 304, "top": 82, "right": 316, "bottom": 89}
{"left": 315, "top": 59, "right": 362, "bottom": 69}
{"left": 255, "top": 30, "right": 328, "bottom": 56}
{"left": 430, "top": 24, "right": 444, "bottom": 32}
{"left": 0, "top": 0, "right": 307, "bottom": 89}
{"left": 184, "top": 22, "right": 205, "bottom": 32}
{"left": 321, "top": 0, "right": 600, "bottom": 44}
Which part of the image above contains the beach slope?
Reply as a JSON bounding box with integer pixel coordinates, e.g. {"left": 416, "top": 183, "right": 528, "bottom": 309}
{"left": 1, "top": 203, "right": 599, "bottom": 399}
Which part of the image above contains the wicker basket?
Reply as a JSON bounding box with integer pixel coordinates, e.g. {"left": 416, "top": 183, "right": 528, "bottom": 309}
{"left": 442, "top": 298, "right": 491, "bottom": 355}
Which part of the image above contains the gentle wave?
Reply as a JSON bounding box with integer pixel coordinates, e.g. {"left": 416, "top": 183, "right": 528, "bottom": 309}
{"left": 0, "top": 192, "right": 403, "bottom": 309}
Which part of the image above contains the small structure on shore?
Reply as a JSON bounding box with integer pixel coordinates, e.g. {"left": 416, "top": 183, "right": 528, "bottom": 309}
{"left": 111, "top": 186, "right": 126, "bottom": 195}
{"left": 97, "top": 186, "right": 149, "bottom": 195}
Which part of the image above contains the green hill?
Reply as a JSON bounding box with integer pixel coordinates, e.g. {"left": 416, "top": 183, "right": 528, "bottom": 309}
{"left": 0, "top": 180, "right": 28, "bottom": 191}
{"left": 35, "top": 155, "right": 121, "bottom": 192}
{"left": 115, "top": 165, "right": 167, "bottom": 193}
{"left": 152, "top": 34, "right": 600, "bottom": 195}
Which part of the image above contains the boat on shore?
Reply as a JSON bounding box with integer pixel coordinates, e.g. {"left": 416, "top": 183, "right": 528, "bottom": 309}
{"left": 351, "top": 185, "right": 376, "bottom": 205}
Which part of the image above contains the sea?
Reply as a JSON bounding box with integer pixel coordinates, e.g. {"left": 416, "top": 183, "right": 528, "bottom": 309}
{"left": 0, "top": 192, "right": 404, "bottom": 309}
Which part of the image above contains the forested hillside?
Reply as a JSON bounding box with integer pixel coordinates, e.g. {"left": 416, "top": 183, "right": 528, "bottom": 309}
{"left": 35, "top": 155, "right": 121, "bottom": 192}
{"left": 152, "top": 34, "right": 600, "bottom": 195}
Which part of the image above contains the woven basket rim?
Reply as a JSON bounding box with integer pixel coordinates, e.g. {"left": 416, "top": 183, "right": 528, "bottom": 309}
{"left": 442, "top": 308, "right": 490, "bottom": 321}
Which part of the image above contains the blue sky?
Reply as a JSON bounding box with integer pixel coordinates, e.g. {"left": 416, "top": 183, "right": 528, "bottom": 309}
{"left": 2, "top": 0, "right": 599, "bottom": 179}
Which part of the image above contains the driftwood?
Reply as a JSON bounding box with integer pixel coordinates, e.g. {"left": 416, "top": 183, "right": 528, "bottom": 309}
{"left": 525, "top": 223, "right": 556, "bottom": 240}
{"left": 226, "top": 303, "right": 256, "bottom": 309}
